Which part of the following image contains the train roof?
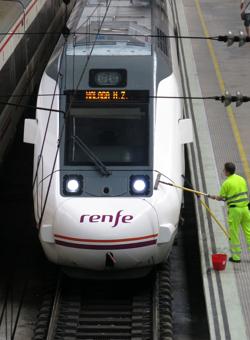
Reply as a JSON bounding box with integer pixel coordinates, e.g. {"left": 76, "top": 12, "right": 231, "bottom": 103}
{"left": 76, "top": 0, "right": 151, "bottom": 32}
{"left": 46, "top": 0, "right": 172, "bottom": 82}
{"left": 67, "top": 0, "right": 152, "bottom": 56}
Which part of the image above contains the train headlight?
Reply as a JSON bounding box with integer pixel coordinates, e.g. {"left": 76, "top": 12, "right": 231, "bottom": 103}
{"left": 130, "top": 175, "right": 150, "bottom": 195}
{"left": 63, "top": 175, "right": 83, "bottom": 196}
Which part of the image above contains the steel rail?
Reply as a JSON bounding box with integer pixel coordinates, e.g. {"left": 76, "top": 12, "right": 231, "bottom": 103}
{"left": 45, "top": 274, "right": 62, "bottom": 340}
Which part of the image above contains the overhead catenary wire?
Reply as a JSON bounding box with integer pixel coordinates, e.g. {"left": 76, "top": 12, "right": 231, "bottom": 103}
{"left": 0, "top": 94, "right": 221, "bottom": 99}
{"left": 37, "top": 0, "right": 113, "bottom": 231}
{"left": 1, "top": 30, "right": 250, "bottom": 44}
{"left": 29, "top": 0, "right": 106, "bottom": 228}
{"left": 1, "top": 92, "right": 250, "bottom": 107}
{"left": 0, "top": 101, "right": 66, "bottom": 115}
{"left": 0, "top": 31, "right": 218, "bottom": 40}
{"left": 32, "top": 0, "right": 74, "bottom": 190}
{"left": 32, "top": 39, "right": 68, "bottom": 190}
{"left": 32, "top": 0, "right": 106, "bottom": 192}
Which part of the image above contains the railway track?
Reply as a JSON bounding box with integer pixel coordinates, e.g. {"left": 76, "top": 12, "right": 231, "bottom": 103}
{"left": 33, "top": 262, "right": 173, "bottom": 340}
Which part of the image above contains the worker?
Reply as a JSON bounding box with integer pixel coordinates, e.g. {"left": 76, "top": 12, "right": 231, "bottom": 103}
{"left": 209, "top": 162, "right": 250, "bottom": 263}
{"left": 241, "top": 0, "right": 250, "bottom": 37}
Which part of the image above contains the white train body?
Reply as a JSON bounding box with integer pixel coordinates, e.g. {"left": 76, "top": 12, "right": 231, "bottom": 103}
{"left": 24, "top": 0, "right": 193, "bottom": 278}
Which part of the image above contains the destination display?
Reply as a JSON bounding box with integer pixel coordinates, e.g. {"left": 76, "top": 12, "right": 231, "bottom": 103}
{"left": 65, "top": 90, "right": 150, "bottom": 104}
{"left": 83, "top": 90, "right": 149, "bottom": 103}
{"left": 85, "top": 90, "right": 128, "bottom": 101}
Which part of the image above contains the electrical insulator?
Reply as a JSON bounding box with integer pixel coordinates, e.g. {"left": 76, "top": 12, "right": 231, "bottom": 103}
{"left": 227, "top": 31, "right": 235, "bottom": 47}
{"left": 236, "top": 91, "right": 243, "bottom": 107}
{"left": 224, "top": 90, "right": 232, "bottom": 106}
{"left": 62, "top": 26, "right": 70, "bottom": 39}
{"left": 239, "top": 30, "right": 246, "bottom": 47}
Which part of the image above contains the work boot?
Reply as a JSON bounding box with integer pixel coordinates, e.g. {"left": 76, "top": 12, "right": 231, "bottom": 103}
{"left": 229, "top": 257, "right": 241, "bottom": 263}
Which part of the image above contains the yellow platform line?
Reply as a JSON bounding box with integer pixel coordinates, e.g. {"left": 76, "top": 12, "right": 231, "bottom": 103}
{"left": 194, "top": 0, "right": 250, "bottom": 185}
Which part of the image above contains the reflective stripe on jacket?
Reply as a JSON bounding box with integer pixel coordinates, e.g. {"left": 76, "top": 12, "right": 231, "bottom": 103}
{"left": 219, "top": 174, "right": 249, "bottom": 207}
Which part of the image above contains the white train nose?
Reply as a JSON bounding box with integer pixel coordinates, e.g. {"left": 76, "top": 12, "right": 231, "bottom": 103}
{"left": 50, "top": 198, "right": 159, "bottom": 271}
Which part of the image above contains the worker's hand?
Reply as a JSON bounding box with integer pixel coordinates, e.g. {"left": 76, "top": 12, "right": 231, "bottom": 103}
{"left": 208, "top": 194, "right": 216, "bottom": 200}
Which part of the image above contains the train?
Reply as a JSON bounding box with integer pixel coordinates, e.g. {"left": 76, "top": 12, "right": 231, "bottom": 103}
{"left": 24, "top": 0, "right": 193, "bottom": 279}
{"left": 0, "top": 0, "right": 76, "bottom": 164}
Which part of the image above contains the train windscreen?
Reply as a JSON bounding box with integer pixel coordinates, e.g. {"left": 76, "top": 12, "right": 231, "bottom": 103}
{"left": 65, "top": 105, "right": 149, "bottom": 166}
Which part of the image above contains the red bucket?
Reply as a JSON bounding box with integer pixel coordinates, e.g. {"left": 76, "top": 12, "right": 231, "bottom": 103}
{"left": 212, "top": 253, "right": 227, "bottom": 271}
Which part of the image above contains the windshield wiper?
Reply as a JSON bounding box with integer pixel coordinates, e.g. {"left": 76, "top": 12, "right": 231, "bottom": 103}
{"left": 71, "top": 135, "right": 112, "bottom": 177}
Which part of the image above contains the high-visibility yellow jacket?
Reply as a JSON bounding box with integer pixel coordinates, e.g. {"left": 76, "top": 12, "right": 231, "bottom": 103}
{"left": 219, "top": 174, "right": 249, "bottom": 208}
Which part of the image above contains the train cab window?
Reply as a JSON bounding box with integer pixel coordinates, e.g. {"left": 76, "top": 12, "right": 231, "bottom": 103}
{"left": 65, "top": 106, "right": 149, "bottom": 166}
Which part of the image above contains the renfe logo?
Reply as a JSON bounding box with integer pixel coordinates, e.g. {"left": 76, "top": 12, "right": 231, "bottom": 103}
{"left": 80, "top": 210, "right": 134, "bottom": 228}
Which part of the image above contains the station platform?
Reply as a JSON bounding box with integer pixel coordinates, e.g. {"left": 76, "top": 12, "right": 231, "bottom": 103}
{"left": 177, "top": 0, "right": 250, "bottom": 339}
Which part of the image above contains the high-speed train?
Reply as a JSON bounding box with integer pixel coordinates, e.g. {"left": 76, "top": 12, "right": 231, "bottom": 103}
{"left": 24, "top": 0, "right": 193, "bottom": 278}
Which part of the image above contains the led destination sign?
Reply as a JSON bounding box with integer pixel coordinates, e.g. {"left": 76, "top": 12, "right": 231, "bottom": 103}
{"left": 85, "top": 90, "right": 128, "bottom": 101}
{"left": 64, "top": 90, "right": 149, "bottom": 104}
{"left": 83, "top": 90, "right": 149, "bottom": 103}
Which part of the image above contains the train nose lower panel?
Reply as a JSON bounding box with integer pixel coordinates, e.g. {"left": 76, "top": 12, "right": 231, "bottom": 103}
{"left": 50, "top": 198, "right": 160, "bottom": 271}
